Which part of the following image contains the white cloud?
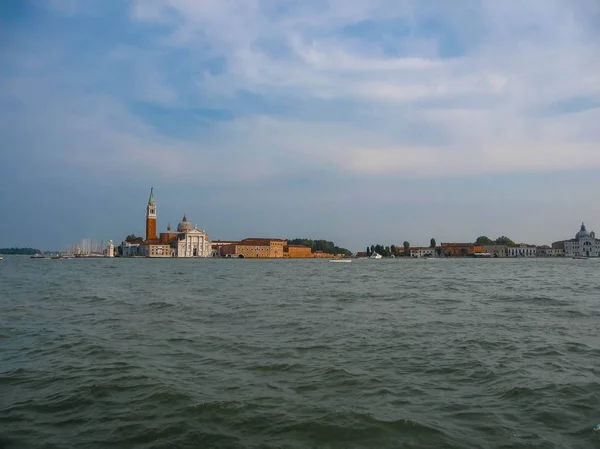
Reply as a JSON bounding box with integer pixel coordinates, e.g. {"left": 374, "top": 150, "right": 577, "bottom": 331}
{"left": 7, "top": 0, "right": 600, "bottom": 182}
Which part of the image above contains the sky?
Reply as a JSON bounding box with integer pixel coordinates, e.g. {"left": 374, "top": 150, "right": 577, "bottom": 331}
{"left": 1, "top": 0, "right": 600, "bottom": 251}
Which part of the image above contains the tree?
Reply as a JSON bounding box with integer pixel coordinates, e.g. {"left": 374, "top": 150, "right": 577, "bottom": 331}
{"left": 495, "top": 236, "right": 515, "bottom": 246}
{"left": 390, "top": 244, "right": 396, "bottom": 256}
{"left": 475, "top": 236, "right": 494, "bottom": 245}
{"left": 125, "top": 234, "right": 143, "bottom": 243}
{"left": 430, "top": 238, "right": 436, "bottom": 248}
{"left": 436, "top": 247, "right": 442, "bottom": 256}
{"left": 403, "top": 241, "right": 410, "bottom": 256}
{"left": 366, "top": 247, "right": 371, "bottom": 257}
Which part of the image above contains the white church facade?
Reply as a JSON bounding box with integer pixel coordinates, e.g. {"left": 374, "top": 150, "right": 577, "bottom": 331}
{"left": 174, "top": 216, "right": 212, "bottom": 258}
{"left": 562, "top": 223, "right": 600, "bottom": 258}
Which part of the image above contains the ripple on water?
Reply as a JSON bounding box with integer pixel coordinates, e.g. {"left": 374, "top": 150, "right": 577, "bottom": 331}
{"left": 1, "top": 258, "right": 599, "bottom": 449}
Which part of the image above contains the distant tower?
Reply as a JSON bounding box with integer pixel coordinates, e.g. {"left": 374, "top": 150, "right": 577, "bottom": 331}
{"left": 146, "top": 187, "right": 157, "bottom": 241}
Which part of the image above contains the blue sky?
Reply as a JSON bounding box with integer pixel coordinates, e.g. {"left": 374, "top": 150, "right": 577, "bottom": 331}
{"left": 1, "top": 0, "right": 600, "bottom": 251}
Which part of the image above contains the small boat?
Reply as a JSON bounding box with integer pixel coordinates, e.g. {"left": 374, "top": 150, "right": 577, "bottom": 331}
{"left": 369, "top": 252, "right": 383, "bottom": 259}
{"left": 30, "top": 254, "right": 46, "bottom": 259}
{"left": 572, "top": 256, "right": 588, "bottom": 260}
{"left": 0, "top": 256, "right": 3, "bottom": 261}
{"left": 330, "top": 259, "right": 351, "bottom": 263}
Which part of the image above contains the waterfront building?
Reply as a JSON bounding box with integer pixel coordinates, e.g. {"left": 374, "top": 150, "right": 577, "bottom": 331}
{"left": 104, "top": 240, "right": 115, "bottom": 258}
{"left": 536, "top": 245, "right": 563, "bottom": 257}
{"left": 557, "top": 222, "right": 600, "bottom": 258}
{"left": 124, "top": 188, "right": 212, "bottom": 258}
{"left": 140, "top": 244, "right": 171, "bottom": 258}
{"left": 284, "top": 245, "right": 313, "bottom": 258}
{"left": 483, "top": 245, "right": 507, "bottom": 257}
{"left": 173, "top": 215, "right": 212, "bottom": 258}
{"left": 507, "top": 244, "right": 537, "bottom": 257}
{"left": 221, "top": 238, "right": 286, "bottom": 258}
{"left": 407, "top": 247, "right": 437, "bottom": 258}
{"left": 122, "top": 242, "right": 141, "bottom": 257}
{"left": 441, "top": 243, "right": 474, "bottom": 257}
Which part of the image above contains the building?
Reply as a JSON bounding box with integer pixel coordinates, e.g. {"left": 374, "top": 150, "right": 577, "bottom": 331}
{"left": 104, "top": 240, "right": 115, "bottom": 258}
{"left": 483, "top": 244, "right": 507, "bottom": 257}
{"left": 121, "top": 242, "right": 141, "bottom": 257}
{"left": 441, "top": 243, "right": 474, "bottom": 257}
{"left": 558, "top": 222, "right": 600, "bottom": 258}
{"left": 124, "top": 188, "right": 212, "bottom": 258}
{"left": 140, "top": 244, "right": 171, "bottom": 258}
{"left": 284, "top": 245, "right": 313, "bottom": 258}
{"left": 537, "top": 245, "right": 564, "bottom": 257}
{"left": 146, "top": 188, "right": 158, "bottom": 242}
{"left": 221, "top": 238, "right": 286, "bottom": 258}
{"left": 407, "top": 247, "right": 437, "bottom": 258}
{"left": 507, "top": 244, "right": 537, "bottom": 257}
{"left": 172, "top": 215, "right": 212, "bottom": 258}
{"left": 212, "top": 240, "right": 239, "bottom": 257}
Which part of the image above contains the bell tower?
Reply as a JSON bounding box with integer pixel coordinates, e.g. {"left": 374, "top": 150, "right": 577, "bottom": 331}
{"left": 146, "top": 187, "right": 157, "bottom": 241}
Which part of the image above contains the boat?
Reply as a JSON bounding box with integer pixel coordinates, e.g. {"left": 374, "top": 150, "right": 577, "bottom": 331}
{"left": 0, "top": 256, "right": 3, "bottom": 261}
{"left": 369, "top": 252, "right": 383, "bottom": 259}
{"left": 30, "top": 254, "right": 46, "bottom": 259}
{"left": 572, "top": 256, "right": 588, "bottom": 260}
{"left": 330, "top": 259, "right": 351, "bottom": 263}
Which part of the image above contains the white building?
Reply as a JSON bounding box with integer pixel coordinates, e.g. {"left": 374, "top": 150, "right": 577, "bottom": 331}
{"left": 104, "top": 240, "right": 115, "bottom": 258}
{"left": 507, "top": 244, "right": 537, "bottom": 257}
{"left": 175, "top": 215, "right": 212, "bottom": 258}
{"left": 408, "top": 247, "right": 437, "bottom": 258}
{"left": 563, "top": 222, "right": 600, "bottom": 258}
{"left": 536, "top": 246, "right": 564, "bottom": 257}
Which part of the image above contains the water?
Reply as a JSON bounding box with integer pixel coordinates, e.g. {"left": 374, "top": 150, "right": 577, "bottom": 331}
{"left": 1, "top": 257, "right": 599, "bottom": 449}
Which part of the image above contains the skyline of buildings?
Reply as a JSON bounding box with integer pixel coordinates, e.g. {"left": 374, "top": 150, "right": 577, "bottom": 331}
{"left": 114, "top": 188, "right": 599, "bottom": 259}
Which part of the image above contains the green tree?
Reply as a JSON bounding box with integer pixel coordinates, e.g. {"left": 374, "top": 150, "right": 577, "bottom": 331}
{"left": 495, "top": 236, "right": 515, "bottom": 246}
{"left": 430, "top": 238, "right": 436, "bottom": 248}
{"left": 288, "top": 238, "right": 351, "bottom": 256}
{"left": 0, "top": 247, "right": 41, "bottom": 255}
{"left": 390, "top": 244, "right": 396, "bottom": 256}
{"left": 403, "top": 241, "right": 410, "bottom": 256}
{"left": 366, "top": 247, "right": 371, "bottom": 257}
{"left": 475, "top": 236, "right": 494, "bottom": 245}
{"left": 125, "top": 234, "right": 143, "bottom": 243}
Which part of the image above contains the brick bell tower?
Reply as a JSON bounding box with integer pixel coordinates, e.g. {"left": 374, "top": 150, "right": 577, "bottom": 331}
{"left": 146, "top": 187, "right": 157, "bottom": 241}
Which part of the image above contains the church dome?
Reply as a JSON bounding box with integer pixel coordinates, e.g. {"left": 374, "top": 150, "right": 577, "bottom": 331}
{"left": 177, "top": 215, "right": 193, "bottom": 232}
{"left": 576, "top": 222, "right": 590, "bottom": 240}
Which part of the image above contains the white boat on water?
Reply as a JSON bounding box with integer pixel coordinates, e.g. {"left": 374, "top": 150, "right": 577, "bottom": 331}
{"left": 330, "top": 259, "right": 351, "bottom": 263}
{"left": 369, "top": 252, "right": 383, "bottom": 259}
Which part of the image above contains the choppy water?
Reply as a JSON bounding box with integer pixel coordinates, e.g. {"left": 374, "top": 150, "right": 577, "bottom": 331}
{"left": 1, "top": 256, "right": 599, "bottom": 449}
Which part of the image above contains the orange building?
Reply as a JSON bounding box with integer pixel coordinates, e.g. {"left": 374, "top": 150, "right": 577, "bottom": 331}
{"left": 441, "top": 242, "right": 475, "bottom": 257}
{"left": 221, "top": 238, "right": 286, "bottom": 258}
{"left": 284, "top": 245, "right": 313, "bottom": 258}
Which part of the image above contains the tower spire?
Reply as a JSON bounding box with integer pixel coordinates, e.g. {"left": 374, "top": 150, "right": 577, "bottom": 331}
{"left": 146, "top": 187, "right": 157, "bottom": 241}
